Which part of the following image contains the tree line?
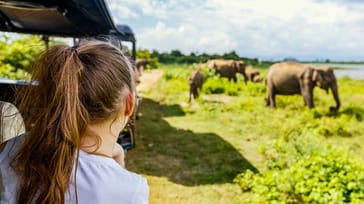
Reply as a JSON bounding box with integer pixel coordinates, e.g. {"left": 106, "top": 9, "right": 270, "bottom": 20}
{"left": 137, "top": 49, "right": 364, "bottom": 69}
{"left": 136, "top": 49, "right": 273, "bottom": 68}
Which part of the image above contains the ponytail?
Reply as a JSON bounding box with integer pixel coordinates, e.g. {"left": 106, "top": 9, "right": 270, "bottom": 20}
{"left": 14, "top": 46, "right": 87, "bottom": 204}
{"left": 13, "top": 40, "right": 134, "bottom": 204}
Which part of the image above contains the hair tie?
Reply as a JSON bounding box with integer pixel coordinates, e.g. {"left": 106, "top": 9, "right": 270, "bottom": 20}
{"left": 71, "top": 45, "right": 78, "bottom": 55}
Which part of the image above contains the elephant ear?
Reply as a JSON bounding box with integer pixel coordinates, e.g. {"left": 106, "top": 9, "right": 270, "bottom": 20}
{"left": 312, "top": 68, "right": 328, "bottom": 90}
{"left": 312, "top": 68, "right": 323, "bottom": 82}
{"left": 235, "top": 61, "right": 244, "bottom": 73}
{"left": 232, "top": 61, "right": 238, "bottom": 71}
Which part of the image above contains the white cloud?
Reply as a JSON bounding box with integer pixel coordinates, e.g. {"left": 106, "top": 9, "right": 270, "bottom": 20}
{"left": 137, "top": 22, "right": 237, "bottom": 54}
{"left": 137, "top": 22, "right": 194, "bottom": 52}
{"left": 109, "top": 0, "right": 171, "bottom": 20}
{"left": 107, "top": 0, "right": 137, "bottom": 20}
{"left": 110, "top": 0, "right": 364, "bottom": 60}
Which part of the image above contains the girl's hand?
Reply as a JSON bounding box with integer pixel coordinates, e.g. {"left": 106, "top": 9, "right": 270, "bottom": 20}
{"left": 112, "top": 143, "right": 125, "bottom": 168}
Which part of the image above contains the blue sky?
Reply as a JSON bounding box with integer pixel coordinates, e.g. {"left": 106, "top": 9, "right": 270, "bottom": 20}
{"left": 108, "top": 0, "right": 364, "bottom": 61}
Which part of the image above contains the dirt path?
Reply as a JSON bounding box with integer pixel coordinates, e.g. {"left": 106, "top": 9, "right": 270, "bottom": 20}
{"left": 136, "top": 69, "right": 164, "bottom": 92}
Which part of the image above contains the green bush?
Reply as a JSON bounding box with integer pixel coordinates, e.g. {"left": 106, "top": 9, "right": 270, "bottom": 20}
{"left": 244, "top": 82, "right": 266, "bottom": 97}
{"left": 235, "top": 137, "right": 364, "bottom": 203}
{"left": 202, "top": 77, "right": 244, "bottom": 96}
{"left": 163, "top": 67, "right": 190, "bottom": 81}
{"left": 0, "top": 35, "right": 44, "bottom": 72}
{"left": 0, "top": 34, "right": 46, "bottom": 80}
{"left": 202, "top": 78, "right": 226, "bottom": 94}
{"left": 0, "top": 64, "right": 30, "bottom": 80}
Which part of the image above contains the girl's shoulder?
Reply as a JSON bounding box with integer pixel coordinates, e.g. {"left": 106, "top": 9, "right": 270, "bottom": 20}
{"left": 71, "top": 151, "right": 149, "bottom": 203}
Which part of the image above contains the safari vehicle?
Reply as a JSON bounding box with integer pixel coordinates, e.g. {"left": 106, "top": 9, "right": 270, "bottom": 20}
{"left": 0, "top": 0, "right": 138, "bottom": 150}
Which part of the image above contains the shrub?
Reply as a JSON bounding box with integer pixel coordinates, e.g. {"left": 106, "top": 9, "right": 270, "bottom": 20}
{"left": 202, "top": 77, "right": 243, "bottom": 96}
{"left": 244, "top": 82, "right": 266, "bottom": 97}
{"left": 0, "top": 34, "right": 46, "bottom": 80}
{"left": 163, "top": 67, "right": 190, "bottom": 81}
{"left": 234, "top": 137, "right": 364, "bottom": 203}
{"left": 0, "top": 35, "right": 44, "bottom": 73}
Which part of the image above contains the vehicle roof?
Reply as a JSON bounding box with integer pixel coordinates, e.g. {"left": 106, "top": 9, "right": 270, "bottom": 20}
{"left": 0, "top": 0, "right": 134, "bottom": 40}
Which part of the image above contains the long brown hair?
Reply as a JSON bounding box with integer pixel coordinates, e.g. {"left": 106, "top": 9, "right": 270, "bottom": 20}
{"left": 13, "top": 40, "right": 135, "bottom": 204}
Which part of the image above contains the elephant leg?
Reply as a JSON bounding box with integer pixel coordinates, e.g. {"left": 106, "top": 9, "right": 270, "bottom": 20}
{"left": 265, "top": 80, "right": 276, "bottom": 108}
{"left": 301, "top": 89, "right": 313, "bottom": 108}
{"left": 301, "top": 88, "right": 308, "bottom": 106}
{"left": 329, "top": 80, "right": 340, "bottom": 112}
{"left": 265, "top": 97, "right": 270, "bottom": 106}
{"left": 265, "top": 86, "right": 270, "bottom": 106}
{"left": 266, "top": 92, "right": 276, "bottom": 108}
{"left": 307, "top": 91, "right": 314, "bottom": 108}
{"left": 265, "top": 91, "right": 271, "bottom": 107}
{"left": 299, "top": 80, "right": 314, "bottom": 108}
{"left": 193, "top": 89, "right": 199, "bottom": 99}
{"left": 271, "top": 93, "right": 276, "bottom": 108}
{"left": 242, "top": 73, "right": 248, "bottom": 84}
{"left": 189, "top": 87, "right": 193, "bottom": 102}
{"left": 266, "top": 83, "right": 276, "bottom": 108}
{"left": 232, "top": 75, "right": 237, "bottom": 83}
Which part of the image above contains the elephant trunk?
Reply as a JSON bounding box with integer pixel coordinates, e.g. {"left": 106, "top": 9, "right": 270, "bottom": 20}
{"left": 330, "top": 81, "right": 340, "bottom": 112}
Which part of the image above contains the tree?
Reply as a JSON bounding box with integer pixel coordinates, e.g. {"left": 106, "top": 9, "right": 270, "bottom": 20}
{"left": 170, "top": 50, "right": 183, "bottom": 58}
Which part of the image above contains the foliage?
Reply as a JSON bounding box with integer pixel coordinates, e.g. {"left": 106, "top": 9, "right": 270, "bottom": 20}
{"left": 202, "top": 77, "right": 242, "bottom": 96}
{"left": 0, "top": 34, "right": 45, "bottom": 80}
{"left": 234, "top": 137, "right": 364, "bottom": 203}
{"left": 163, "top": 65, "right": 191, "bottom": 81}
{"left": 0, "top": 64, "right": 30, "bottom": 80}
{"left": 148, "top": 49, "right": 264, "bottom": 66}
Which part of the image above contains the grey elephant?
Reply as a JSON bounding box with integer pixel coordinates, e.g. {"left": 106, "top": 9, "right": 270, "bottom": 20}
{"left": 207, "top": 59, "right": 247, "bottom": 83}
{"left": 245, "top": 68, "right": 262, "bottom": 83}
{"left": 188, "top": 70, "right": 205, "bottom": 102}
{"left": 265, "top": 61, "right": 340, "bottom": 112}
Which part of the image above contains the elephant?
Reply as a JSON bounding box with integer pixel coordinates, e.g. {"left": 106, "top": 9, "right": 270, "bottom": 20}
{"left": 265, "top": 61, "right": 340, "bottom": 112}
{"left": 197, "top": 62, "right": 208, "bottom": 69}
{"left": 245, "top": 68, "right": 262, "bottom": 83}
{"left": 188, "top": 70, "right": 205, "bottom": 102}
{"left": 135, "top": 59, "right": 151, "bottom": 76}
{"left": 207, "top": 59, "right": 247, "bottom": 83}
{"left": 253, "top": 75, "right": 263, "bottom": 83}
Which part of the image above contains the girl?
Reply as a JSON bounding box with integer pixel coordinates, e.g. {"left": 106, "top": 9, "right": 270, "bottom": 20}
{"left": 0, "top": 40, "right": 149, "bottom": 204}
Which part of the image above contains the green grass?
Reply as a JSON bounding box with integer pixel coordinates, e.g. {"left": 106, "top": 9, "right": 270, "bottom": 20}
{"left": 126, "top": 64, "right": 364, "bottom": 204}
